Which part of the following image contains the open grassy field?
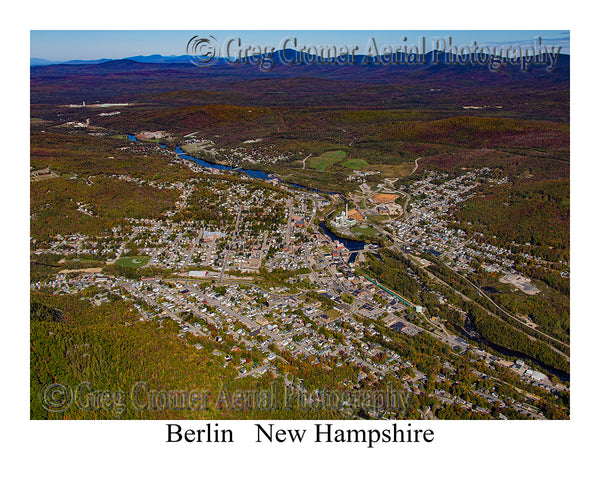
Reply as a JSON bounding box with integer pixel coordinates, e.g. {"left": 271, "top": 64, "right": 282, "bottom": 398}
{"left": 114, "top": 256, "right": 150, "bottom": 268}
{"left": 367, "top": 214, "right": 390, "bottom": 224}
{"left": 308, "top": 150, "right": 347, "bottom": 170}
{"left": 181, "top": 141, "right": 214, "bottom": 154}
{"left": 342, "top": 158, "right": 369, "bottom": 169}
{"left": 351, "top": 224, "right": 379, "bottom": 237}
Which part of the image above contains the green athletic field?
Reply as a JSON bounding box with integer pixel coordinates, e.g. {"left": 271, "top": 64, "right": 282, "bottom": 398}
{"left": 309, "top": 151, "right": 347, "bottom": 170}
{"left": 114, "top": 256, "right": 150, "bottom": 268}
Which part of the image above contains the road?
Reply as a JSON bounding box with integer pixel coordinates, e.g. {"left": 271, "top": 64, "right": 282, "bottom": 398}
{"left": 451, "top": 268, "right": 570, "bottom": 352}
{"left": 301, "top": 154, "right": 311, "bottom": 170}
{"left": 285, "top": 203, "right": 293, "bottom": 246}
{"left": 146, "top": 223, "right": 174, "bottom": 267}
{"left": 384, "top": 232, "right": 569, "bottom": 359}
{"left": 219, "top": 209, "right": 243, "bottom": 283}
{"left": 121, "top": 281, "right": 184, "bottom": 324}
{"left": 256, "top": 233, "right": 269, "bottom": 269}
{"left": 182, "top": 280, "right": 312, "bottom": 357}
{"left": 303, "top": 201, "right": 317, "bottom": 236}
{"left": 183, "top": 229, "right": 203, "bottom": 267}
{"left": 410, "top": 157, "right": 422, "bottom": 176}
{"left": 237, "top": 364, "right": 270, "bottom": 379}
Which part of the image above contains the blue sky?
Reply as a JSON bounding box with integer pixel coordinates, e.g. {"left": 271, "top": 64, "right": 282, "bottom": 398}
{"left": 31, "top": 30, "right": 569, "bottom": 61}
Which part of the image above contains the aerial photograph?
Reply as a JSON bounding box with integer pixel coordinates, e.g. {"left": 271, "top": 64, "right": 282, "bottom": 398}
{"left": 30, "top": 30, "right": 570, "bottom": 421}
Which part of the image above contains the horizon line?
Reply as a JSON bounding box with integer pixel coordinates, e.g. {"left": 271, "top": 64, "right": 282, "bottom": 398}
{"left": 31, "top": 47, "right": 570, "bottom": 65}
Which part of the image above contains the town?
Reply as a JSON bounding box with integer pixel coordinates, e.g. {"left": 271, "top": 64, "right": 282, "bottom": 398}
{"left": 31, "top": 133, "right": 569, "bottom": 420}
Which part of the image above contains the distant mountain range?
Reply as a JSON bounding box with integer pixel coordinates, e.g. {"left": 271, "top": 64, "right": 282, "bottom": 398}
{"left": 30, "top": 49, "right": 570, "bottom": 69}
{"left": 30, "top": 49, "right": 569, "bottom": 113}
{"left": 30, "top": 50, "right": 569, "bottom": 85}
{"left": 31, "top": 55, "right": 197, "bottom": 66}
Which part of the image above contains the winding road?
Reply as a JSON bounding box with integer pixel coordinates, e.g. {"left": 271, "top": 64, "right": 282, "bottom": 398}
{"left": 410, "top": 157, "right": 422, "bottom": 175}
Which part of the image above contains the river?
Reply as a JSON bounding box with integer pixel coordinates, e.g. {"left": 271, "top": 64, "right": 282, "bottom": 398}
{"left": 174, "top": 147, "right": 273, "bottom": 180}
{"left": 130, "top": 136, "right": 344, "bottom": 189}
{"left": 319, "top": 221, "right": 368, "bottom": 252}
{"left": 130, "top": 135, "right": 371, "bottom": 258}
{"left": 463, "top": 313, "right": 569, "bottom": 381}
{"left": 131, "top": 133, "right": 568, "bottom": 379}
